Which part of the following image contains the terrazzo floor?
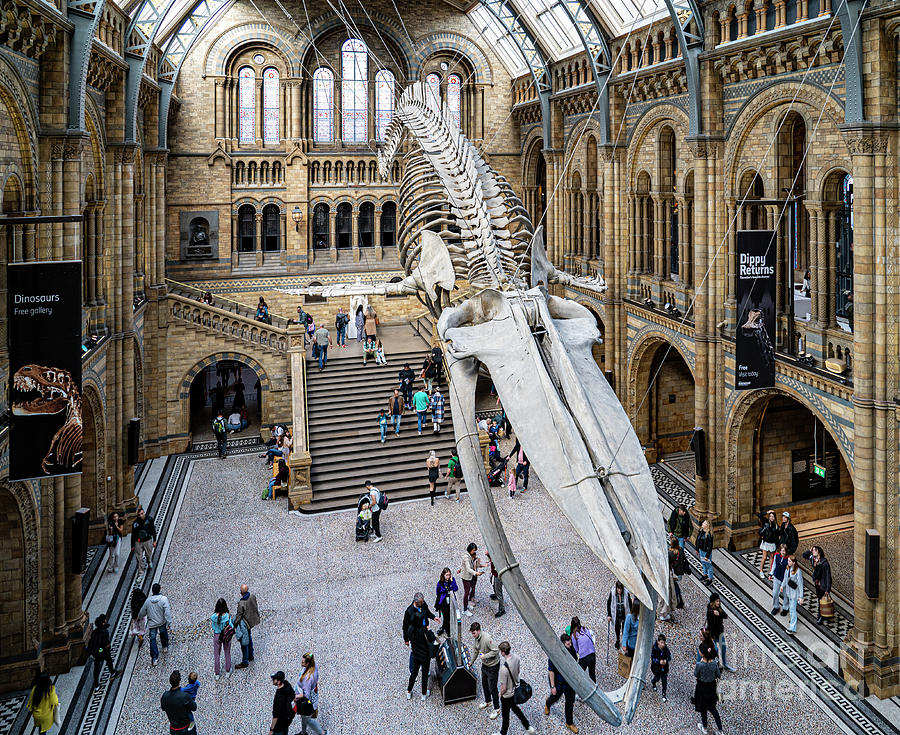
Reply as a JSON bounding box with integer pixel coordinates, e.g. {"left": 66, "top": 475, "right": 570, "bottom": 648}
{"left": 115, "top": 453, "right": 845, "bottom": 735}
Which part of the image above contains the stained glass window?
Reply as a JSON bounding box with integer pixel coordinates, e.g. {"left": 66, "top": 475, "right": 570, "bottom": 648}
{"left": 426, "top": 73, "right": 441, "bottom": 106}
{"left": 375, "top": 69, "right": 395, "bottom": 141}
{"left": 341, "top": 39, "right": 368, "bottom": 143}
{"left": 262, "top": 68, "right": 279, "bottom": 144}
{"left": 238, "top": 66, "right": 255, "bottom": 144}
{"left": 447, "top": 74, "right": 461, "bottom": 128}
{"left": 313, "top": 67, "right": 334, "bottom": 143}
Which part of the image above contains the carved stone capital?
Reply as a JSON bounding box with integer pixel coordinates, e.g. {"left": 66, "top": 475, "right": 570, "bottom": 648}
{"left": 846, "top": 135, "right": 890, "bottom": 155}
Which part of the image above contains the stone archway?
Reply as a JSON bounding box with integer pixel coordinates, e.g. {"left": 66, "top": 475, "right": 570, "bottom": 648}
{"left": 0, "top": 482, "right": 40, "bottom": 664}
{"left": 726, "top": 387, "right": 855, "bottom": 548}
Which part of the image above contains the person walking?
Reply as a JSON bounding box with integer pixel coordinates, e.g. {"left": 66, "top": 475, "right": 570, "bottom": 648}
{"left": 313, "top": 323, "right": 332, "bottom": 371}
{"left": 26, "top": 671, "right": 59, "bottom": 734}
{"left": 434, "top": 568, "right": 459, "bottom": 636}
{"left": 445, "top": 450, "right": 464, "bottom": 503}
{"left": 667, "top": 504, "right": 693, "bottom": 550}
{"left": 129, "top": 587, "right": 148, "bottom": 648}
{"left": 407, "top": 619, "right": 437, "bottom": 700}
{"left": 802, "top": 545, "right": 833, "bottom": 625}
{"left": 294, "top": 653, "right": 326, "bottom": 734}
{"left": 335, "top": 307, "right": 349, "bottom": 348}
{"left": 768, "top": 543, "right": 790, "bottom": 615}
{"left": 413, "top": 387, "right": 430, "bottom": 435}
{"left": 460, "top": 542, "right": 484, "bottom": 616}
{"left": 497, "top": 641, "right": 536, "bottom": 735}
{"left": 706, "top": 593, "right": 735, "bottom": 672}
{"left": 162, "top": 671, "right": 197, "bottom": 735}
{"left": 421, "top": 353, "right": 438, "bottom": 393}
{"left": 650, "top": 634, "right": 671, "bottom": 702}
{"left": 669, "top": 536, "right": 687, "bottom": 608}
{"left": 377, "top": 408, "right": 390, "bottom": 444}
{"left": 694, "top": 648, "right": 723, "bottom": 734}
{"left": 387, "top": 388, "right": 404, "bottom": 436}
{"left": 398, "top": 363, "right": 416, "bottom": 409}
{"left": 486, "top": 551, "right": 506, "bottom": 618}
{"left": 268, "top": 671, "right": 296, "bottom": 735}
{"left": 426, "top": 450, "right": 441, "bottom": 505}
{"left": 544, "top": 633, "right": 578, "bottom": 733}
{"left": 210, "top": 598, "right": 234, "bottom": 680}
{"left": 506, "top": 438, "right": 530, "bottom": 493}
{"left": 212, "top": 411, "right": 227, "bottom": 459}
{"left": 364, "top": 306, "right": 378, "bottom": 343}
{"left": 375, "top": 338, "right": 387, "bottom": 365}
{"left": 364, "top": 480, "right": 384, "bottom": 542}
{"left": 233, "top": 584, "right": 260, "bottom": 669}
{"left": 697, "top": 519, "right": 715, "bottom": 585}
{"left": 131, "top": 506, "right": 157, "bottom": 571}
{"left": 354, "top": 305, "right": 365, "bottom": 344}
{"left": 87, "top": 614, "right": 120, "bottom": 691}
{"left": 470, "top": 622, "right": 501, "bottom": 720}
{"left": 606, "top": 581, "right": 632, "bottom": 649}
{"left": 430, "top": 387, "right": 445, "bottom": 434}
{"left": 782, "top": 555, "right": 805, "bottom": 635}
{"left": 569, "top": 617, "right": 597, "bottom": 682}
{"left": 779, "top": 511, "right": 799, "bottom": 555}
{"left": 622, "top": 602, "right": 640, "bottom": 657}
{"left": 758, "top": 510, "right": 781, "bottom": 579}
{"left": 139, "top": 582, "right": 172, "bottom": 667}
{"left": 104, "top": 512, "right": 125, "bottom": 574}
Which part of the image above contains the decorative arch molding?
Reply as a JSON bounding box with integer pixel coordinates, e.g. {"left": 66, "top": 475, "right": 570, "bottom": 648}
{"left": 257, "top": 197, "right": 285, "bottom": 213}
{"left": 412, "top": 32, "right": 493, "bottom": 85}
{"left": 724, "top": 382, "right": 855, "bottom": 524}
{"left": 572, "top": 294, "right": 607, "bottom": 331}
{"left": 232, "top": 197, "right": 262, "bottom": 215}
{"left": 205, "top": 23, "right": 304, "bottom": 77}
{"left": 626, "top": 328, "right": 696, "bottom": 421}
{"left": 81, "top": 382, "right": 107, "bottom": 516}
{"left": 521, "top": 130, "right": 545, "bottom": 186}
{"left": 302, "top": 10, "right": 413, "bottom": 77}
{"left": 0, "top": 55, "right": 39, "bottom": 209}
{"left": 564, "top": 116, "right": 606, "bottom": 159}
{"left": 1, "top": 480, "right": 40, "bottom": 653}
{"left": 309, "top": 196, "right": 336, "bottom": 209}
{"left": 625, "top": 103, "right": 689, "bottom": 185}
{"left": 810, "top": 161, "right": 853, "bottom": 201}
{"left": 724, "top": 81, "right": 845, "bottom": 188}
{"left": 84, "top": 96, "right": 106, "bottom": 198}
{"left": 733, "top": 165, "right": 772, "bottom": 199}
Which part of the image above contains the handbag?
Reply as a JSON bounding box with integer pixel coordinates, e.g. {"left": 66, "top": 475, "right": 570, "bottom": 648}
{"left": 218, "top": 617, "right": 235, "bottom": 645}
{"left": 504, "top": 661, "right": 532, "bottom": 704}
{"left": 818, "top": 593, "right": 835, "bottom": 619}
{"left": 787, "top": 578, "right": 798, "bottom": 590}
{"left": 294, "top": 696, "right": 314, "bottom": 716}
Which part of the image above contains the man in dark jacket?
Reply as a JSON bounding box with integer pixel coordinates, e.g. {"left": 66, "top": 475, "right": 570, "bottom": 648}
{"left": 779, "top": 511, "right": 799, "bottom": 554}
{"left": 88, "top": 614, "right": 120, "bottom": 690}
{"left": 545, "top": 633, "right": 579, "bottom": 732}
{"left": 335, "top": 307, "right": 349, "bottom": 347}
{"left": 269, "top": 671, "right": 295, "bottom": 735}
{"left": 667, "top": 504, "right": 693, "bottom": 550}
{"left": 403, "top": 593, "right": 439, "bottom": 644}
{"left": 233, "top": 584, "right": 260, "bottom": 669}
{"left": 407, "top": 624, "right": 437, "bottom": 698}
{"left": 131, "top": 506, "right": 157, "bottom": 571}
{"left": 706, "top": 593, "right": 735, "bottom": 672}
{"left": 398, "top": 363, "right": 416, "bottom": 409}
{"left": 161, "top": 670, "right": 196, "bottom": 734}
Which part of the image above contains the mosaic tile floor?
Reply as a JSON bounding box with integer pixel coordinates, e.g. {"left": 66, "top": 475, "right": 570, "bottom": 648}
{"left": 113, "top": 453, "right": 845, "bottom": 735}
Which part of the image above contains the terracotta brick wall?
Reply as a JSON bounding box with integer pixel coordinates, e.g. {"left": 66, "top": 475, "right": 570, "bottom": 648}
{"left": 0, "top": 489, "right": 25, "bottom": 660}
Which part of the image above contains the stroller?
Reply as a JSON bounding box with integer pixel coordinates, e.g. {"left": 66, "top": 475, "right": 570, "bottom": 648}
{"left": 488, "top": 454, "right": 507, "bottom": 487}
{"left": 355, "top": 494, "right": 372, "bottom": 541}
{"left": 363, "top": 336, "right": 377, "bottom": 365}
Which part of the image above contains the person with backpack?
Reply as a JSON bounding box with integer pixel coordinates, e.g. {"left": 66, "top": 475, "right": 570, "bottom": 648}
{"left": 87, "top": 614, "right": 121, "bottom": 691}
{"left": 430, "top": 387, "right": 445, "bottom": 434}
{"left": 364, "top": 480, "right": 385, "bottom": 542}
{"left": 131, "top": 506, "right": 157, "bottom": 571}
{"left": 667, "top": 504, "right": 693, "bottom": 550}
{"left": 421, "top": 354, "right": 438, "bottom": 393}
{"left": 212, "top": 411, "right": 227, "bottom": 459}
{"left": 269, "top": 671, "right": 296, "bottom": 735}
{"left": 210, "top": 598, "right": 234, "bottom": 680}
{"left": 334, "top": 307, "right": 349, "bottom": 347}
{"left": 498, "top": 641, "right": 536, "bottom": 735}
{"left": 377, "top": 409, "right": 390, "bottom": 443}
{"left": 140, "top": 582, "right": 173, "bottom": 667}
{"left": 445, "top": 450, "right": 464, "bottom": 502}
{"left": 406, "top": 619, "right": 437, "bottom": 700}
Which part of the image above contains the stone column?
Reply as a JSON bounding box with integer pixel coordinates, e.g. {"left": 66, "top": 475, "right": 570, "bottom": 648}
{"left": 352, "top": 206, "right": 360, "bottom": 263}
{"left": 215, "top": 79, "right": 225, "bottom": 139}
{"left": 291, "top": 81, "right": 301, "bottom": 141}
{"left": 756, "top": 1, "right": 768, "bottom": 33}
{"left": 287, "top": 327, "right": 313, "bottom": 508}
{"left": 255, "top": 212, "right": 263, "bottom": 267}
{"left": 328, "top": 209, "right": 337, "bottom": 263}
{"left": 824, "top": 207, "right": 837, "bottom": 328}
{"left": 255, "top": 78, "right": 263, "bottom": 146}
{"left": 806, "top": 203, "right": 822, "bottom": 326}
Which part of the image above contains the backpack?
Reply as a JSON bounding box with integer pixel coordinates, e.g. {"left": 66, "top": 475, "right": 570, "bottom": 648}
{"left": 212, "top": 417, "right": 225, "bottom": 434}
{"left": 218, "top": 617, "right": 235, "bottom": 645}
{"left": 449, "top": 457, "right": 463, "bottom": 478}
{"left": 377, "top": 491, "right": 389, "bottom": 511}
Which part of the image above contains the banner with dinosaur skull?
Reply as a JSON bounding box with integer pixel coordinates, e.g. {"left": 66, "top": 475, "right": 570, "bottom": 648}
{"left": 735, "top": 230, "right": 776, "bottom": 390}
{"left": 8, "top": 261, "right": 83, "bottom": 481}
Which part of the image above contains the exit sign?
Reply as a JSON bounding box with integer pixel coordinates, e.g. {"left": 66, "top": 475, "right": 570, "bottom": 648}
{"left": 813, "top": 463, "right": 826, "bottom": 479}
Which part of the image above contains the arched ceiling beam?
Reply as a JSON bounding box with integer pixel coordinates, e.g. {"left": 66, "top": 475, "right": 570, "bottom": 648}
{"left": 156, "top": 0, "right": 230, "bottom": 147}
{"left": 836, "top": 0, "right": 865, "bottom": 124}
{"left": 661, "top": 0, "right": 703, "bottom": 136}
{"left": 478, "top": 0, "right": 554, "bottom": 146}
{"left": 67, "top": 0, "right": 107, "bottom": 132}
{"left": 554, "top": 0, "right": 612, "bottom": 144}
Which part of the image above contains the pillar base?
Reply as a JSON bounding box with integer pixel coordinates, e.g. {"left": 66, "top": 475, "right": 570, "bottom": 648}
{"left": 288, "top": 451, "right": 313, "bottom": 509}
{"left": 842, "top": 635, "right": 900, "bottom": 699}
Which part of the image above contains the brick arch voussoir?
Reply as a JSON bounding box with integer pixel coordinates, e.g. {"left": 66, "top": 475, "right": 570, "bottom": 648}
{"left": 627, "top": 329, "right": 695, "bottom": 422}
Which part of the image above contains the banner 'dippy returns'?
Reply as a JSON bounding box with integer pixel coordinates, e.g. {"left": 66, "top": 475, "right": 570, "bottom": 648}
{"left": 735, "top": 230, "right": 776, "bottom": 391}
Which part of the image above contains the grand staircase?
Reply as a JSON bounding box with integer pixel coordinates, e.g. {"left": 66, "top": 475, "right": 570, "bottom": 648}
{"left": 302, "top": 344, "right": 455, "bottom": 513}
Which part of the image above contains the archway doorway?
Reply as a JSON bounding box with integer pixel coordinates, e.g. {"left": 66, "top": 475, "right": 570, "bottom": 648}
{"left": 633, "top": 341, "right": 695, "bottom": 461}
{"left": 0, "top": 486, "right": 26, "bottom": 661}
{"left": 189, "top": 359, "right": 262, "bottom": 441}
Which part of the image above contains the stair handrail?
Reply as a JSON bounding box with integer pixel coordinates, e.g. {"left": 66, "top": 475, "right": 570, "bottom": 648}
{"left": 165, "top": 278, "right": 292, "bottom": 328}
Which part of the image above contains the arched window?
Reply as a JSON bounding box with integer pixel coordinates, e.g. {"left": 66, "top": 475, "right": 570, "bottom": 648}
{"left": 447, "top": 74, "right": 461, "bottom": 128}
{"left": 375, "top": 69, "right": 395, "bottom": 141}
{"left": 336, "top": 202, "right": 352, "bottom": 249}
{"left": 837, "top": 173, "right": 853, "bottom": 321}
{"left": 239, "top": 67, "right": 255, "bottom": 144}
{"left": 262, "top": 204, "right": 280, "bottom": 251}
{"left": 426, "top": 72, "right": 441, "bottom": 106}
{"left": 341, "top": 39, "right": 368, "bottom": 143}
{"left": 238, "top": 204, "right": 256, "bottom": 251}
{"left": 313, "top": 67, "right": 334, "bottom": 143}
{"left": 312, "top": 203, "right": 329, "bottom": 250}
{"left": 381, "top": 202, "right": 396, "bottom": 250}
{"left": 263, "top": 68, "right": 279, "bottom": 144}
{"left": 359, "top": 202, "right": 375, "bottom": 247}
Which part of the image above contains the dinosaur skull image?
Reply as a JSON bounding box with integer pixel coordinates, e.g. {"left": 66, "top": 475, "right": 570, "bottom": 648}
{"left": 12, "top": 364, "right": 83, "bottom": 473}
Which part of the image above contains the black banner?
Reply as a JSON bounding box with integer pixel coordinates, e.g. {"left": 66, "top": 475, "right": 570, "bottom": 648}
{"left": 735, "top": 230, "right": 776, "bottom": 390}
{"left": 8, "top": 261, "right": 83, "bottom": 481}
